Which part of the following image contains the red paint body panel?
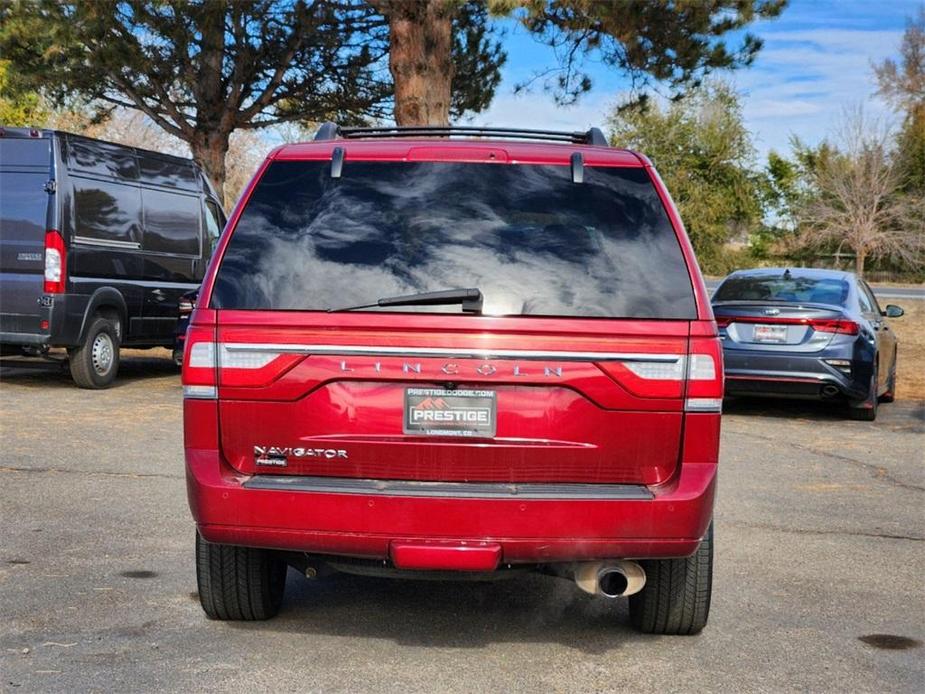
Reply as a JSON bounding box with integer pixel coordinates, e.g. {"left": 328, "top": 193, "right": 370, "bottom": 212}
{"left": 390, "top": 541, "right": 502, "bottom": 571}
{"left": 186, "top": 435, "right": 716, "bottom": 561}
{"left": 184, "top": 138, "right": 722, "bottom": 567}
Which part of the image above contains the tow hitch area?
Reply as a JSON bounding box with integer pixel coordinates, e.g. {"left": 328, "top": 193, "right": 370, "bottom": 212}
{"left": 390, "top": 540, "right": 502, "bottom": 571}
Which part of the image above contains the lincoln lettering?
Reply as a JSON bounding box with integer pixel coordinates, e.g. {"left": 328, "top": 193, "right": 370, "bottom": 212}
{"left": 337, "top": 360, "right": 563, "bottom": 377}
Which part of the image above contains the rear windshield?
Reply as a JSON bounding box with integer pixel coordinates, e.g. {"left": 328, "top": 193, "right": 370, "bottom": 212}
{"left": 0, "top": 138, "right": 51, "bottom": 169}
{"left": 211, "top": 160, "right": 696, "bottom": 318}
{"left": 714, "top": 275, "right": 849, "bottom": 305}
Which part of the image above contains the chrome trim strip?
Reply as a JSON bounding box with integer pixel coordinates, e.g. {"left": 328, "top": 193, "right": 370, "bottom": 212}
{"left": 221, "top": 343, "right": 683, "bottom": 364}
{"left": 244, "top": 475, "right": 654, "bottom": 500}
{"left": 73, "top": 235, "right": 141, "bottom": 250}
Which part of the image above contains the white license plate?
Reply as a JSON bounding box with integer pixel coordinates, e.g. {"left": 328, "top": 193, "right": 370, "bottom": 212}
{"left": 754, "top": 324, "right": 788, "bottom": 343}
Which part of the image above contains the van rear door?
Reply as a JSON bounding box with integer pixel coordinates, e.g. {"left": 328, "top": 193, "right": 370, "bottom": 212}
{"left": 0, "top": 134, "right": 54, "bottom": 339}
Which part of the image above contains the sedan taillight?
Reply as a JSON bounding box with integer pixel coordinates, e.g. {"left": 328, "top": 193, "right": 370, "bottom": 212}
{"left": 714, "top": 315, "right": 858, "bottom": 335}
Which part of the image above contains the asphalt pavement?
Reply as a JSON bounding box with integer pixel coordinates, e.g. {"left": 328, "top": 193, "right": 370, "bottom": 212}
{"left": 1, "top": 354, "right": 923, "bottom": 693}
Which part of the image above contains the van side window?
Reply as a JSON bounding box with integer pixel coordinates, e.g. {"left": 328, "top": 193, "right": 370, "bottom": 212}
{"left": 203, "top": 200, "right": 224, "bottom": 254}
{"left": 73, "top": 178, "right": 142, "bottom": 247}
{"left": 67, "top": 139, "right": 138, "bottom": 180}
{"left": 139, "top": 156, "right": 198, "bottom": 189}
{"left": 142, "top": 189, "right": 201, "bottom": 256}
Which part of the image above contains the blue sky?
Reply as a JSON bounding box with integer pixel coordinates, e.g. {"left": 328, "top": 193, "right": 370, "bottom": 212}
{"left": 470, "top": 0, "right": 919, "bottom": 161}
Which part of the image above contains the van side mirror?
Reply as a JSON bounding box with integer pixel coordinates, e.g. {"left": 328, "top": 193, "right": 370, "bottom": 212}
{"left": 883, "top": 305, "right": 904, "bottom": 318}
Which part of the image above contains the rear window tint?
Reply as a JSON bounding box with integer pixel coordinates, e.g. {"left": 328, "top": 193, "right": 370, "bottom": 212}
{"left": 714, "top": 275, "right": 849, "bottom": 305}
{"left": 211, "top": 161, "right": 696, "bottom": 319}
{"left": 0, "top": 138, "right": 51, "bottom": 169}
{"left": 0, "top": 172, "right": 48, "bottom": 247}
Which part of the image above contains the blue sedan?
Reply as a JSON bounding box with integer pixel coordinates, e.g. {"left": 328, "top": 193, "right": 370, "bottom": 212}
{"left": 712, "top": 268, "right": 904, "bottom": 421}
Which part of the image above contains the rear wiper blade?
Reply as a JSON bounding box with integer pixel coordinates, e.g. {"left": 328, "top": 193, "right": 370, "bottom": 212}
{"left": 328, "top": 287, "right": 483, "bottom": 314}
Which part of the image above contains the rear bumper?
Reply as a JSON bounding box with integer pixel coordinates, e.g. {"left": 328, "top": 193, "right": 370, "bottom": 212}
{"left": 723, "top": 350, "right": 869, "bottom": 400}
{"left": 187, "top": 449, "right": 716, "bottom": 562}
{"left": 0, "top": 331, "right": 47, "bottom": 345}
{"left": 0, "top": 293, "right": 87, "bottom": 348}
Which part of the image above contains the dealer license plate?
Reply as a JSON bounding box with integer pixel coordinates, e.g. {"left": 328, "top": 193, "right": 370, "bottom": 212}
{"left": 753, "top": 324, "right": 788, "bottom": 343}
{"left": 403, "top": 387, "right": 497, "bottom": 437}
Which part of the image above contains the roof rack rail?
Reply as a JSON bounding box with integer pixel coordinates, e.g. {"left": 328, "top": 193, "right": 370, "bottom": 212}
{"left": 313, "top": 122, "right": 610, "bottom": 147}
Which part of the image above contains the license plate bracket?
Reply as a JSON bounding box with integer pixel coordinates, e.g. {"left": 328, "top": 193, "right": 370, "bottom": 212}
{"left": 403, "top": 387, "right": 497, "bottom": 437}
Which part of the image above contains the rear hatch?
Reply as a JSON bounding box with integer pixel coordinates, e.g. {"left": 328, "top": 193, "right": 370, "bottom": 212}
{"left": 202, "top": 151, "right": 705, "bottom": 486}
{"left": 0, "top": 133, "right": 54, "bottom": 337}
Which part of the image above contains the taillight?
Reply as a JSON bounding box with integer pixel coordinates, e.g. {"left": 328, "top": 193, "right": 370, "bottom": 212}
{"left": 685, "top": 336, "right": 724, "bottom": 412}
{"left": 179, "top": 295, "right": 196, "bottom": 315}
{"left": 182, "top": 325, "right": 217, "bottom": 399}
{"left": 810, "top": 319, "right": 858, "bottom": 335}
{"left": 182, "top": 329, "right": 301, "bottom": 396}
{"left": 43, "top": 230, "right": 66, "bottom": 293}
{"left": 714, "top": 315, "right": 858, "bottom": 335}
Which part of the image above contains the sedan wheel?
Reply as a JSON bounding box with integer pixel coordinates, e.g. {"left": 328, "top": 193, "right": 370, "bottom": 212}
{"left": 848, "top": 363, "right": 878, "bottom": 422}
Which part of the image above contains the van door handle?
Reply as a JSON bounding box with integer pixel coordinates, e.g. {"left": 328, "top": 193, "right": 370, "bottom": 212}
{"left": 152, "top": 288, "right": 166, "bottom": 301}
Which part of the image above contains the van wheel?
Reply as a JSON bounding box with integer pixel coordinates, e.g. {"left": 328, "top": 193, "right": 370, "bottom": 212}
{"left": 629, "top": 522, "right": 713, "bottom": 635}
{"left": 195, "top": 532, "right": 287, "bottom": 620}
{"left": 68, "top": 315, "right": 120, "bottom": 388}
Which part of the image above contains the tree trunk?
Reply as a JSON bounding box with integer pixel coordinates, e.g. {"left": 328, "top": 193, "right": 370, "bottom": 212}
{"left": 855, "top": 246, "right": 867, "bottom": 278}
{"left": 384, "top": 0, "right": 455, "bottom": 126}
{"left": 189, "top": 129, "right": 230, "bottom": 207}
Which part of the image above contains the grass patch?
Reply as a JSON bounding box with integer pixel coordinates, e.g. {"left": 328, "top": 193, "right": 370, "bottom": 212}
{"left": 891, "top": 299, "right": 925, "bottom": 401}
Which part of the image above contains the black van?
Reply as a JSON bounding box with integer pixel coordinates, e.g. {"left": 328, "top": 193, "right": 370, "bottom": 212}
{"left": 0, "top": 127, "right": 225, "bottom": 387}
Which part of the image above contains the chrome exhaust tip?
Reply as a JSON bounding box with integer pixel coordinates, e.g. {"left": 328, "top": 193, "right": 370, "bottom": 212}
{"left": 574, "top": 560, "right": 646, "bottom": 598}
{"left": 821, "top": 384, "right": 840, "bottom": 398}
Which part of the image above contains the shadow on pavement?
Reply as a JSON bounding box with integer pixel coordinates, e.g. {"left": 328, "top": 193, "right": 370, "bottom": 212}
{"left": 723, "top": 396, "right": 850, "bottom": 421}
{"left": 0, "top": 349, "right": 178, "bottom": 389}
{"left": 229, "top": 570, "right": 654, "bottom": 653}
{"left": 724, "top": 395, "right": 925, "bottom": 430}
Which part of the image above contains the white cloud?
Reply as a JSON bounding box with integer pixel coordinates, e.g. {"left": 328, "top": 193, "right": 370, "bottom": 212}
{"left": 468, "top": 23, "right": 906, "bottom": 164}
{"left": 732, "top": 27, "right": 904, "bottom": 157}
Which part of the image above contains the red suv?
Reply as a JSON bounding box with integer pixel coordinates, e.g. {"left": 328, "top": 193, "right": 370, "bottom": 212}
{"left": 183, "top": 124, "right": 722, "bottom": 634}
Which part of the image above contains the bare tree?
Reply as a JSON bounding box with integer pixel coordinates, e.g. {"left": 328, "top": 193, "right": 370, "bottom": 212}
{"left": 798, "top": 109, "right": 925, "bottom": 277}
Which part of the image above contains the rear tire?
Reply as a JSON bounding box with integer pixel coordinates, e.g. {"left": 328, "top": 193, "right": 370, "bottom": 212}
{"left": 880, "top": 352, "right": 896, "bottom": 403}
{"left": 848, "top": 363, "right": 878, "bottom": 421}
{"left": 68, "top": 314, "right": 120, "bottom": 389}
{"left": 629, "top": 522, "right": 713, "bottom": 635}
{"left": 195, "top": 532, "right": 287, "bottom": 620}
